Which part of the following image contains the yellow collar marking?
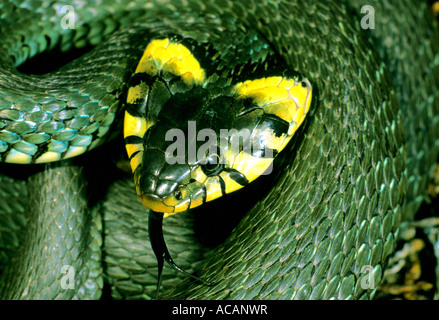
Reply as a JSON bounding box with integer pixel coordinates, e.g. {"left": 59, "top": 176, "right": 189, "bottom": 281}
{"left": 135, "top": 38, "right": 206, "bottom": 86}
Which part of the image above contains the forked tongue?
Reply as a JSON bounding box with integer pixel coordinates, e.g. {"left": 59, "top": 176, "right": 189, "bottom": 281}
{"left": 148, "top": 211, "right": 213, "bottom": 298}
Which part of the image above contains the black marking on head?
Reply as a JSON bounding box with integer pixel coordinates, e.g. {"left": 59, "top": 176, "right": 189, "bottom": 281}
{"left": 234, "top": 97, "right": 261, "bottom": 117}
{"left": 148, "top": 78, "right": 172, "bottom": 119}
{"left": 159, "top": 87, "right": 209, "bottom": 125}
{"left": 157, "top": 164, "right": 191, "bottom": 184}
{"left": 129, "top": 72, "right": 155, "bottom": 88}
{"left": 125, "top": 135, "right": 144, "bottom": 145}
{"left": 129, "top": 150, "right": 141, "bottom": 161}
{"left": 126, "top": 73, "right": 155, "bottom": 117}
{"left": 126, "top": 103, "right": 145, "bottom": 119}
{"left": 224, "top": 168, "right": 250, "bottom": 186}
{"left": 260, "top": 114, "right": 290, "bottom": 137}
{"left": 230, "top": 53, "right": 300, "bottom": 84}
{"left": 174, "top": 35, "right": 220, "bottom": 76}
{"left": 218, "top": 175, "right": 226, "bottom": 196}
{"left": 138, "top": 172, "right": 157, "bottom": 195}
{"left": 142, "top": 148, "right": 168, "bottom": 176}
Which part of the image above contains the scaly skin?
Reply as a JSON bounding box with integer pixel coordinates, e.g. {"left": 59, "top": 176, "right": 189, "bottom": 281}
{"left": 0, "top": 0, "right": 438, "bottom": 299}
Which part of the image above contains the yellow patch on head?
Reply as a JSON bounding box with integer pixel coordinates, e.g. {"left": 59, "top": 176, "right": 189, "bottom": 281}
{"left": 127, "top": 82, "right": 149, "bottom": 105}
{"left": 242, "top": 86, "right": 289, "bottom": 106}
{"left": 190, "top": 166, "right": 208, "bottom": 184}
{"left": 129, "top": 151, "right": 143, "bottom": 173}
{"left": 235, "top": 76, "right": 312, "bottom": 150}
{"left": 289, "top": 84, "right": 311, "bottom": 113}
{"left": 125, "top": 143, "right": 143, "bottom": 160}
{"left": 135, "top": 38, "right": 206, "bottom": 86}
{"left": 232, "top": 151, "right": 273, "bottom": 183}
{"left": 204, "top": 176, "right": 224, "bottom": 202}
{"left": 174, "top": 197, "right": 191, "bottom": 213}
{"left": 123, "top": 111, "right": 147, "bottom": 139}
{"left": 263, "top": 100, "right": 295, "bottom": 123}
{"left": 189, "top": 194, "right": 204, "bottom": 210}
{"left": 264, "top": 76, "right": 283, "bottom": 87}
{"left": 235, "top": 76, "right": 312, "bottom": 128}
{"left": 124, "top": 110, "right": 150, "bottom": 173}
{"left": 140, "top": 194, "right": 174, "bottom": 214}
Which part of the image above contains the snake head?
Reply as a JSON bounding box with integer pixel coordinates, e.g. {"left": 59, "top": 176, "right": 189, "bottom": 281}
{"left": 124, "top": 37, "right": 312, "bottom": 215}
{"left": 123, "top": 36, "right": 312, "bottom": 295}
{"left": 125, "top": 77, "right": 312, "bottom": 215}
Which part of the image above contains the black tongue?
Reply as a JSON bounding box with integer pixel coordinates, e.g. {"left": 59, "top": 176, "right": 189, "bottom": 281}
{"left": 148, "top": 211, "right": 213, "bottom": 298}
{"left": 148, "top": 211, "right": 165, "bottom": 298}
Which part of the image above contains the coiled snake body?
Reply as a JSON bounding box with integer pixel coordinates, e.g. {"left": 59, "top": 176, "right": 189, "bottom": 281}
{"left": 0, "top": 0, "right": 438, "bottom": 299}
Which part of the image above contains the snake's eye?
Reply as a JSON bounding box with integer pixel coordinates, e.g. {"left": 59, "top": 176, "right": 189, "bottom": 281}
{"left": 201, "top": 153, "right": 223, "bottom": 176}
{"left": 174, "top": 190, "right": 183, "bottom": 200}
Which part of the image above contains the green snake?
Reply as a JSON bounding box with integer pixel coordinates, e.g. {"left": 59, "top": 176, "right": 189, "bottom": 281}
{"left": 0, "top": 0, "right": 438, "bottom": 300}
